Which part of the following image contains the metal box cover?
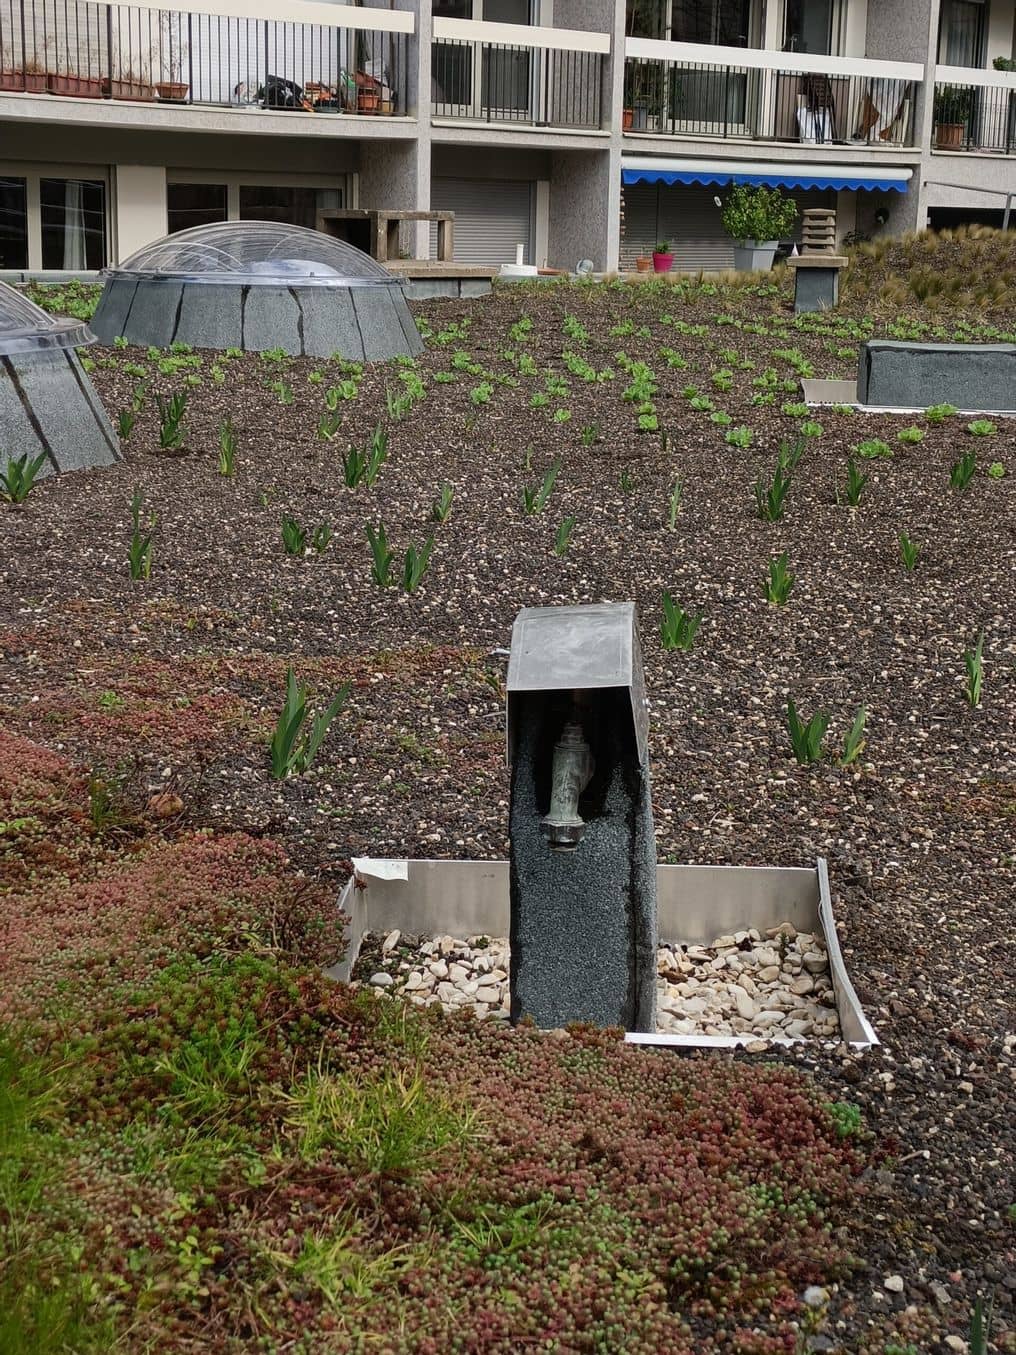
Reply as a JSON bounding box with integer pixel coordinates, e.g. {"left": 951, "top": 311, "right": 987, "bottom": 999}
{"left": 506, "top": 602, "right": 648, "bottom": 765}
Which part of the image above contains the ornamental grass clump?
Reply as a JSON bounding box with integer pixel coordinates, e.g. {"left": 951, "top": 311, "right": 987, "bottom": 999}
{"left": 269, "top": 667, "right": 351, "bottom": 779}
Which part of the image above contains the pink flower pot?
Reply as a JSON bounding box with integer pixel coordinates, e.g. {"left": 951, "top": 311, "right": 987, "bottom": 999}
{"left": 652, "top": 252, "right": 674, "bottom": 273}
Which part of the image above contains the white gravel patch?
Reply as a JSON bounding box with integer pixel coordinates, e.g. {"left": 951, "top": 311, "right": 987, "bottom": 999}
{"left": 359, "top": 922, "right": 841, "bottom": 1042}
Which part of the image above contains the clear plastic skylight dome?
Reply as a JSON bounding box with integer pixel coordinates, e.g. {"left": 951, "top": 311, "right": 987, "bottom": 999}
{"left": 106, "top": 221, "right": 396, "bottom": 287}
{"left": 0, "top": 280, "right": 93, "bottom": 355}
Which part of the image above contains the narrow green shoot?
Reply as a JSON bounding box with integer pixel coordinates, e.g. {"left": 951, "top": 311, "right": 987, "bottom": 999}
{"left": 0, "top": 451, "right": 48, "bottom": 504}
{"left": 777, "top": 437, "right": 805, "bottom": 472}
{"left": 402, "top": 536, "right": 435, "bottom": 594}
{"left": 755, "top": 465, "right": 792, "bottom": 521}
{"left": 218, "top": 417, "right": 237, "bottom": 477}
{"left": 155, "top": 391, "right": 187, "bottom": 450}
{"left": 763, "top": 552, "right": 795, "bottom": 605}
{"left": 269, "top": 667, "right": 351, "bottom": 779}
{"left": 522, "top": 461, "right": 559, "bottom": 515}
{"left": 364, "top": 425, "right": 389, "bottom": 487}
{"left": 366, "top": 523, "right": 394, "bottom": 587}
{"left": 667, "top": 477, "right": 683, "bottom": 529}
{"left": 898, "top": 531, "right": 921, "bottom": 571}
{"left": 128, "top": 489, "right": 155, "bottom": 580}
{"left": 554, "top": 516, "right": 576, "bottom": 556}
{"left": 839, "top": 706, "right": 868, "bottom": 766}
{"left": 964, "top": 630, "right": 985, "bottom": 707}
{"left": 432, "top": 482, "right": 454, "bottom": 522}
{"left": 786, "top": 700, "right": 829, "bottom": 765}
{"left": 281, "top": 517, "right": 307, "bottom": 555}
{"left": 950, "top": 449, "right": 977, "bottom": 492}
{"left": 660, "top": 592, "right": 702, "bottom": 651}
{"left": 311, "top": 522, "right": 333, "bottom": 554}
{"left": 117, "top": 408, "right": 136, "bottom": 440}
{"left": 840, "top": 457, "right": 870, "bottom": 507}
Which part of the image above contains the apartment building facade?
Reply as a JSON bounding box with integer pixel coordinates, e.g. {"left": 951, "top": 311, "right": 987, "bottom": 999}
{"left": 0, "top": 0, "right": 1013, "bottom": 279}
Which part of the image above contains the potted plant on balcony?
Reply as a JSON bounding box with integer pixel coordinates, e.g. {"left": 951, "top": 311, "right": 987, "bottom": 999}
{"left": 48, "top": 65, "right": 104, "bottom": 98}
{"left": 156, "top": 24, "right": 189, "bottom": 102}
{"left": 934, "top": 85, "right": 973, "bottom": 149}
{"left": 652, "top": 240, "right": 674, "bottom": 273}
{"left": 1, "top": 56, "right": 49, "bottom": 93}
{"left": 106, "top": 62, "right": 155, "bottom": 101}
{"left": 720, "top": 185, "right": 798, "bottom": 273}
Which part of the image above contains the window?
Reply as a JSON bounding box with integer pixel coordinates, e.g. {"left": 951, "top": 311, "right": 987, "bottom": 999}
{"left": 239, "top": 185, "right": 326, "bottom": 230}
{"left": 671, "top": 0, "right": 751, "bottom": 46}
{"left": 939, "top": 0, "right": 986, "bottom": 67}
{"left": 783, "top": 0, "right": 841, "bottom": 55}
{"left": 167, "top": 183, "right": 228, "bottom": 234}
{"left": 0, "top": 177, "right": 28, "bottom": 270}
{"left": 40, "top": 178, "right": 106, "bottom": 269}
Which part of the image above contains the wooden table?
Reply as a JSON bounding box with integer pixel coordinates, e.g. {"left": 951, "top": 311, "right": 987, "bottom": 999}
{"left": 316, "top": 209, "right": 455, "bottom": 263}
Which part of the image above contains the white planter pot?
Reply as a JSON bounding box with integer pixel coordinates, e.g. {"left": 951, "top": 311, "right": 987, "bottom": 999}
{"left": 732, "top": 240, "right": 779, "bottom": 273}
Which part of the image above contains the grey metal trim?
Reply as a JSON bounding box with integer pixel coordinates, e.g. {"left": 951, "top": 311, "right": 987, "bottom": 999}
{"left": 817, "top": 856, "right": 879, "bottom": 1048}
{"left": 324, "top": 858, "right": 877, "bottom": 1050}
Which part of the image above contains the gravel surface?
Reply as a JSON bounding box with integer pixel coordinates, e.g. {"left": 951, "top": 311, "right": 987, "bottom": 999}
{"left": 1, "top": 275, "right": 1014, "bottom": 1351}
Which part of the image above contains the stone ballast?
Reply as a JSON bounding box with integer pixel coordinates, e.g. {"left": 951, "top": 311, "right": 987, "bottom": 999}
{"left": 358, "top": 923, "right": 840, "bottom": 1043}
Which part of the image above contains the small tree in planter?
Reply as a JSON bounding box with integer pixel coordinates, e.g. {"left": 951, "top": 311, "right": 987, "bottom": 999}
{"left": 933, "top": 85, "right": 974, "bottom": 148}
{"left": 720, "top": 185, "right": 798, "bottom": 273}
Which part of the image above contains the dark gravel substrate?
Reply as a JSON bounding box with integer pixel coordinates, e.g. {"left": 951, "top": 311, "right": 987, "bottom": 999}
{"left": 1, "top": 277, "right": 1014, "bottom": 1352}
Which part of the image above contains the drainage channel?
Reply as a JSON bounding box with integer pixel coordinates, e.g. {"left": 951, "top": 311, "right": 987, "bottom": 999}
{"left": 325, "top": 857, "right": 878, "bottom": 1053}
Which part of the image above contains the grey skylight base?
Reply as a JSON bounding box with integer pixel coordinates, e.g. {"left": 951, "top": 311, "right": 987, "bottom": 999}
{"left": 858, "top": 341, "right": 1016, "bottom": 413}
{"left": 91, "top": 278, "right": 423, "bottom": 360}
{"left": 802, "top": 377, "right": 1016, "bottom": 417}
{"left": 0, "top": 348, "right": 120, "bottom": 477}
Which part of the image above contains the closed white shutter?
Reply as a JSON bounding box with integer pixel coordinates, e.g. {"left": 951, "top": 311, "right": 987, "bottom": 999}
{"left": 621, "top": 182, "right": 837, "bottom": 271}
{"left": 430, "top": 177, "right": 534, "bottom": 266}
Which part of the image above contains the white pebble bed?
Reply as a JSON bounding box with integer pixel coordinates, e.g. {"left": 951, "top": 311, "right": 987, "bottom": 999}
{"left": 357, "top": 922, "right": 841, "bottom": 1043}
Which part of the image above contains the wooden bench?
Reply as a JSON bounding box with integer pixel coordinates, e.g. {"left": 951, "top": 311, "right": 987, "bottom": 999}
{"left": 316, "top": 209, "right": 455, "bottom": 263}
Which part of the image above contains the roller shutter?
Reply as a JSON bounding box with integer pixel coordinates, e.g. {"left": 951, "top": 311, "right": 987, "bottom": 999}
{"left": 620, "top": 182, "right": 836, "bottom": 271}
{"left": 430, "top": 177, "right": 534, "bottom": 266}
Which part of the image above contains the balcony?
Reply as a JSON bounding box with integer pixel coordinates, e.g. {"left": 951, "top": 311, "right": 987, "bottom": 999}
{"left": 933, "top": 66, "right": 1016, "bottom": 155}
{"left": 0, "top": 0, "right": 412, "bottom": 116}
{"left": 431, "top": 17, "right": 608, "bottom": 131}
{"left": 624, "top": 39, "right": 923, "bottom": 150}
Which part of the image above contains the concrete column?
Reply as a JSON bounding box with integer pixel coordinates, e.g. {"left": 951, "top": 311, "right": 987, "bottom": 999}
{"left": 547, "top": 149, "right": 615, "bottom": 270}
{"left": 113, "top": 164, "right": 167, "bottom": 261}
{"left": 360, "top": 0, "right": 431, "bottom": 257}
{"left": 545, "top": 0, "right": 624, "bottom": 270}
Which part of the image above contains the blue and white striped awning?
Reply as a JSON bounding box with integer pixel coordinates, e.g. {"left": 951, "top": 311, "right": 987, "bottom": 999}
{"left": 621, "top": 157, "right": 913, "bottom": 193}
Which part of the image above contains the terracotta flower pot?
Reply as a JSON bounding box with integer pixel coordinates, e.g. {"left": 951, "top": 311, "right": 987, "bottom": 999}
{"left": 0, "top": 69, "right": 48, "bottom": 92}
{"left": 105, "top": 77, "right": 155, "bottom": 101}
{"left": 48, "top": 73, "right": 103, "bottom": 98}
{"left": 156, "top": 81, "right": 189, "bottom": 102}
{"left": 935, "top": 121, "right": 965, "bottom": 150}
{"left": 652, "top": 251, "right": 674, "bottom": 273}
{"left": 622, "top": 107, "right": 634, "bottom": 130}
{"left": 635, "top": 256, "right": 652, "bottom": 273}
{"left": 357, "top": 89, "right": 380, "bottom": 113}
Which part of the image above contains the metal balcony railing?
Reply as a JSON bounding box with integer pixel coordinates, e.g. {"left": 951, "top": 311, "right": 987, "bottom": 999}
{"left": 430, "top": 18, "right": 607, "bottom": 130}
{"left": 624, "top": 41, "right": 921, "bottom": 149}
{"left": 933, "top": 71, "right": 1016, "bottom": 154}
{"left": 0, "top": 0, "right": 409, "bottom": 114}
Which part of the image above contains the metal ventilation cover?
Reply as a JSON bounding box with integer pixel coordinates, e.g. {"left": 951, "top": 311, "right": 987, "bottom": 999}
{"left": 91, "top": 220, "right": 423, "bottom": 360}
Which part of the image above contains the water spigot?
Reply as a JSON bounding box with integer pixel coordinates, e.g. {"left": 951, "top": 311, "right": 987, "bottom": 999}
{"left": 541, "top": 720, "right": 594, "bottom": 850}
